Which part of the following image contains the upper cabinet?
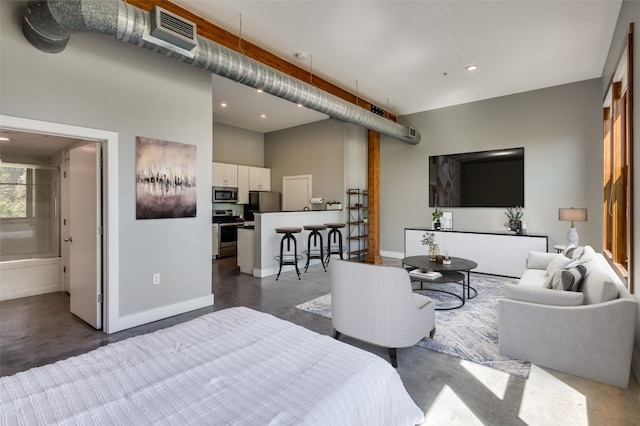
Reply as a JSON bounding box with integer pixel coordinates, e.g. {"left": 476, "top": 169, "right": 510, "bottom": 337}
{"left": 249, "top": 166, "right": 271, "bottom": 191}
{"left": 237, "top": 165, "right": 249, "bottom": 204}
{"left": 212, "top": 162, "right": 238, "bottom": 187}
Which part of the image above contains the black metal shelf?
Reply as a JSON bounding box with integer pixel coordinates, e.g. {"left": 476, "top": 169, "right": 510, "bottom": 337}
{"left": 347, "top": 189, "right": 367, "bottom": 259}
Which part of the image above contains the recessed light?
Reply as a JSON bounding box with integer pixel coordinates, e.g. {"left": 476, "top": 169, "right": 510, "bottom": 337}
{"left": 297, "top": 104, "right": 303, "bottom": 107}
{"left": 0, "top": 137, "right": 9, "bottom": 141}
{"left": 465, "top": 64, "right": 479, "bottom": 71}
{"left": 220, "top": 103, "right": 227, "bottom": 107}
{"left": 260, "top": 114, "right": 267, "bottom": 118}
{"left": 257, "top": 89, "right": 263, "bottom": 93}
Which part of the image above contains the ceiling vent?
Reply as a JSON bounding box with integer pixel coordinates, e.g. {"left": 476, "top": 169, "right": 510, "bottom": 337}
{"left": 150, "top": 6, "right": 197, "bottom": 51}
{"left": 404, "top": 127, "right": 418, "bottom": 139}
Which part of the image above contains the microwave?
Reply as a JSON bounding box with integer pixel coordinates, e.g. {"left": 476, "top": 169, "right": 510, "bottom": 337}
{"left": 213, "top": 187, "right": 238, "bottom": 203}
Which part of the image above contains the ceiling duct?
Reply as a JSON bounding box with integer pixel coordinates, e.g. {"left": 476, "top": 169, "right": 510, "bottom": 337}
{"left": 22, "top": 0, "right": 421, "bottom": 144}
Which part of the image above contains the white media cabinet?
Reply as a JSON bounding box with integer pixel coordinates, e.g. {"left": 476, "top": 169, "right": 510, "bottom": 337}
{"left": 404, "top": 228, "right": 548, "bottom": 278}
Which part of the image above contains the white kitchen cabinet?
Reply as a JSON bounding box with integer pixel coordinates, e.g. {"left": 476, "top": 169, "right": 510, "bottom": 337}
{"left": 249, "top": 166, "right": 270, "bottom": 191}
{"left": 237, "top": 165, "right": 249, "bottom": 204}
{"left": 404, "top": 228, "right": 547, "bottom": 278}
{"left": 212, "top": 224, "right": 219, "bottom": 258}
{"left": 212, "top": 162, "right": 238, "bottom": 187}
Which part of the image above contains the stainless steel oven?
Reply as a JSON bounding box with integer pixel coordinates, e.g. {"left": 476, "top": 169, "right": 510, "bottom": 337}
{"left": 218, "top": 221, "right": 243, "bottom": 257}
{"left": 213, "top": 209, "right": 243, "bottom": 258}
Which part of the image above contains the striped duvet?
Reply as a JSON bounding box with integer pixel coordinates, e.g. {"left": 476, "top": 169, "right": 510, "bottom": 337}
{"left": 1, "top": 307, "right": 423, "bottom": 425}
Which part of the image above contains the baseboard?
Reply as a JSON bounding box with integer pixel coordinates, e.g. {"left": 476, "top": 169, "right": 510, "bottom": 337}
{"left": 380, "top": 250, "right": 404, "bottom": 259}
{"left": 106, "top": 294, "right": 214, "bottom": 334}
{"left": 632, "top": 352, "right": 640, "bottom": 386}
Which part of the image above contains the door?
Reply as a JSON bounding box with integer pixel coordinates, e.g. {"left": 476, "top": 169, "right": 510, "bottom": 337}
{"left": 283, "top": 175, "right": 312, "bottom": 211}
{"left": 68, "top": 143, "right": 102, "bottom": 329}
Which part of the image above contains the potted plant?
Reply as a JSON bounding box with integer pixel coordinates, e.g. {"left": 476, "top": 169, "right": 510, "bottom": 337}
{"left": 421, "top": 232, "right": 439, "bottom": 261}
{"left": 504, "top": 206, "right": 523, "bottom": 233}
{"left": 432, "top": 208, "right": 444, "bottom": 230}
{"left": 326, "top": 201, "right": 342, "bottom": 210}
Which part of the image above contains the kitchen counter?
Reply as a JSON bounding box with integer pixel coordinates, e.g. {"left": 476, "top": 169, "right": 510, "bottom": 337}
{"left": 250, "top": 210, "right": 343, "bottom": 278}
{"left": 237, "top": 227, "right": 254, "bottom": 274}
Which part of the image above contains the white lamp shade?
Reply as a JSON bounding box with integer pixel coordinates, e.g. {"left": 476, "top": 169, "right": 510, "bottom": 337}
{"left": 558, "top": 208, "right": 588, "bottom": 223}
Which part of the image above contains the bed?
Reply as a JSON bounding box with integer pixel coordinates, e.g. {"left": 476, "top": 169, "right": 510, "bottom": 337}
{"left": 0, "top": 307, "right": 424, "bottom": 425}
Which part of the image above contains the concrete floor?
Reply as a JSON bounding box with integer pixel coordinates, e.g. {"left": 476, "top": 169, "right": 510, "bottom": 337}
{"left": 1, "top": 256, "right": 639, "bottom": 425}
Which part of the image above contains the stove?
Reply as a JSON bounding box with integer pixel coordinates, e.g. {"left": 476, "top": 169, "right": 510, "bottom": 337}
{"left": 213, "top": 210, "right": 244, "bottom": 257}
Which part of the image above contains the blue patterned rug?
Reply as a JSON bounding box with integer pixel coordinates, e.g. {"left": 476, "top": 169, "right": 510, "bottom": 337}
{"left": 296, "top": 274, "right": 531, "bottom": 378}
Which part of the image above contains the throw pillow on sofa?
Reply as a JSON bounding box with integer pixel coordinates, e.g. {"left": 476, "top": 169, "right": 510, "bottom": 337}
{"left": 563, "top": 244, "right": 586, "bottom": 260}
{"left": 546, "top": 263, "right": 588, "bottom": 292}
{"left": 545, "top": 254, "right": 574, "bottom": 276}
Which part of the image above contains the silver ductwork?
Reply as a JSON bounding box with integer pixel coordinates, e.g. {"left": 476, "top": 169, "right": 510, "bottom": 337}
{"left": 22, "top": 0, "right": 421, "bottom": 144}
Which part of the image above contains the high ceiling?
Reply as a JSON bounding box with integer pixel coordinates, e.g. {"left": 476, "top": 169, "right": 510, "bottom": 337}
{"left": 174, "top": 0, "right": 622, "bottom": 133}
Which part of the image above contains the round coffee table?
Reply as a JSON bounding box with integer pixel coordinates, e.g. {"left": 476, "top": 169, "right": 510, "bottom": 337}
{"left": 408, "top": 269, "right": 466, "bottom": 310}
{"left": 402, "top": 256, "right": 478, "bottom": 305}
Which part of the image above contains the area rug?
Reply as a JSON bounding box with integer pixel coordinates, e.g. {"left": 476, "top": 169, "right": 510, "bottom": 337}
{"left": 295, "top": 274, "right": 531, "bottom": 379}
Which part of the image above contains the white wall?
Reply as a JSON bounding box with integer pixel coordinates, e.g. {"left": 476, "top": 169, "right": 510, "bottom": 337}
{"left": 381, "top": 79, "right": 602, "bottom": 256}
{"left": 1, "top": 0, "right": 213, "bottom": 330}
{"left": 601, "top": 0, "right": 640, "bottom": 385}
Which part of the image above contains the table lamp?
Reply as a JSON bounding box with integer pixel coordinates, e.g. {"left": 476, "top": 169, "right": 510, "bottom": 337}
{"left": 558, "top": 207, "right": 588, "bottom": 245}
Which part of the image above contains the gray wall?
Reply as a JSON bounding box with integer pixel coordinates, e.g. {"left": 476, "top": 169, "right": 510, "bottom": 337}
{"left": 601, "top": 0, "right": 640, "bottom": 385}
{"left": 380, "top": 79, "right": 603, "bottom": 256}
{"left": 213, "top": 122, "right": 264, "bottom": 166}
{"left": 265, "top": 119, "right": 347, "bottom": 204}
{"left": 1, "top": 1, "right": 212, "bottom": 318}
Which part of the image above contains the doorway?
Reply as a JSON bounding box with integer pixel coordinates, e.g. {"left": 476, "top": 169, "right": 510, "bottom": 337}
{"left": 0, "top": 115, "right": 119, "bottom": 333}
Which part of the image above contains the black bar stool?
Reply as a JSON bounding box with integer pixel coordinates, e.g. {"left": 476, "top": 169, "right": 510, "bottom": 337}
{"left": 303, "top": 224, "right": 327, "bottom": 272}
{"left": 275, "top": 227, "right": 302, "bottom": 280}
{"left": 324, "top": 223, "right": 346, "bottom": 265}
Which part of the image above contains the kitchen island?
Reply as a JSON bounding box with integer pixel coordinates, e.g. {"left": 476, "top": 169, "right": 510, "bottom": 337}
{"left": 239, "top": 210, "right": 343, "bottom": 278}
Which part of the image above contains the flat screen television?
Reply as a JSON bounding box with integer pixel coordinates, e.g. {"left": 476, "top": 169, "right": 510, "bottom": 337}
{"left": 429, "top": 147, "right": 524, "bottom": 207}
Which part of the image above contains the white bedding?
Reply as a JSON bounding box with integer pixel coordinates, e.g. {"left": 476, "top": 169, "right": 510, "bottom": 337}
{"left": 1, "top": 307, "right": 424, "bottom": 425}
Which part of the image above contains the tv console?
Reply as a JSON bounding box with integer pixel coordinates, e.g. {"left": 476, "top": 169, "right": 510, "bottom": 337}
{"left": 404, "top": 228, "right": 548, "bottom": 278}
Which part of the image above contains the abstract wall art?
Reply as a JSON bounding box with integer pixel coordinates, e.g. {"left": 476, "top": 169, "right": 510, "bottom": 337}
{"left": 135, "top": 136, "right": 197, "bottom": 219}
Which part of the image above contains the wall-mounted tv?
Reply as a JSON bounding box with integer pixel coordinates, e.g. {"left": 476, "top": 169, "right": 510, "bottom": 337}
{"left": 429, "top": 147, "right": 524, "bottom": 207}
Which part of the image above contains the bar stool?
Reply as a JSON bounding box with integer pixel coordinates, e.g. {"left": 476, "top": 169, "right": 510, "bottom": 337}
{"left": 324, "top": 223, "right": 346, "bottom": 265}
{"left": 275, "top": 227, "right": 302, "bottom": 280}
{"left": 303, "top": 224, "right": 327, "bottom": 272}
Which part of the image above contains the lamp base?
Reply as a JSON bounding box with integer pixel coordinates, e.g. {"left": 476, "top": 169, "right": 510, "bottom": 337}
{"left": 567, "top": 227, "right": 579, "bottom": 246}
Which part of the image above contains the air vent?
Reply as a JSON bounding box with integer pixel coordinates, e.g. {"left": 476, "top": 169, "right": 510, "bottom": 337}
{"left": 404, "top": 127, "right": 417, "bottom": 139}
{"left": 150, "top": 6, "right": 197, "bottom": 51}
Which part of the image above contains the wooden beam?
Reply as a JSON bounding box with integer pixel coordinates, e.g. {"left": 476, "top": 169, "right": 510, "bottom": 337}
{"left": 365, "top": 130, "right": 382, "bottom": 265}
{"left": 124, "top": 0, "right": 397, "bottom": 122}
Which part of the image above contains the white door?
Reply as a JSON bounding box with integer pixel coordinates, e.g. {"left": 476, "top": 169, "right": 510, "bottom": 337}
{"left": 62, "top": 156, "right": 71, "bottom": 293}
{"left": 68, "top": 143, "right": 102, "bottom": 329}
{"left": 283, "top": 174, "right": 312, "bottom": 211}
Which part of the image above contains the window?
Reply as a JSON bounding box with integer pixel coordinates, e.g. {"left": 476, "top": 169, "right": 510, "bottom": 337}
{"left": 0, "top": 165, "right": 30, "bottom": 219}
{"left": 603, "top": 27, "right": 633, "bottom": 292}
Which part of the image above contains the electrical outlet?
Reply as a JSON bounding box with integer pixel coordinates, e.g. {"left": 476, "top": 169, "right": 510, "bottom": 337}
{"left": 152, "top": 273, "right": 160, "bottom": 285}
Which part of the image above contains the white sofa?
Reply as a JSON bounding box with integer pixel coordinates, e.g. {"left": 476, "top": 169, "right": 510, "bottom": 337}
{"left": 330, "top": 259, "right": 436, "bottom": 368}
{"left": 498, "top": 245, "right": 637, "bottom": 388}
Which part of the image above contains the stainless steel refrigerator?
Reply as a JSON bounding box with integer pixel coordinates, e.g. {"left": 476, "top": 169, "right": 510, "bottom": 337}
{"left": 244, "top": 191, "right": 281, "bottom": 220}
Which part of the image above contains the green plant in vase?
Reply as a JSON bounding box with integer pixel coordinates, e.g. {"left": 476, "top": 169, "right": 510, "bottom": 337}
{"left": 432, "top": 208, "right": 444, "bottom": 230}
{"left": 421, "top": 232, "right": 439, "bottom": 261}
{"left": 504, "top": 206, "right": 523, "bottom": 233}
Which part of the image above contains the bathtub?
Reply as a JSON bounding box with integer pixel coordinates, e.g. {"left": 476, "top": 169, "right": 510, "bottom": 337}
{"left": 0, "top": 257, "right": 62, "bottom": 301}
